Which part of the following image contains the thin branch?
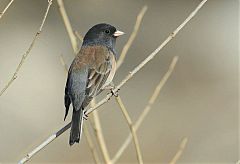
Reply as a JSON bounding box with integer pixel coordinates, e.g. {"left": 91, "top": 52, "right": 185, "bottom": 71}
{"left": 0, "top": 0, "right": 15, "bottom": 20}
{"left": 18, "top": 123, "right": 71, "bottom": 164}
{"left": 90, "top": 99, "right": 111, "bottom": 164}
{"left": 57, "top": 0, "right": 78, "bottom": 54}
{"left": 92, "top": 108, "right": 111, "bottom": 164}
{"left": 83, "top": 123, "right": 101, "bottom": 164}
{"left": 86, "top": 0, "right": 208, "bottom": 115}
{"left": 17, "top": 0, "right": 208, "bottom": 161}
{"left": 111, "top": 56, "right": 179, "bottom": 163}
{"left": 115, "top": 96, "right": 143, "bottom": 164}
{"left": 169, "top": 137, "right": 188, "bottom": 164}
{"left": 0, "top": 0, "right": 53, "bottom": 97}
{"left": 117, "top": 5, "right": 148, "bottom": 69}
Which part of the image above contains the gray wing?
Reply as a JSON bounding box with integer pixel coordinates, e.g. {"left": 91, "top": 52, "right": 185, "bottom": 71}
{"left": 67, "top": 66, "right": 88, "bottom": 111}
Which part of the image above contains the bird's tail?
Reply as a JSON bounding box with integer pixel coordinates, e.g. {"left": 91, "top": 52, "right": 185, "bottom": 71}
{"left": 69, "top": 109, "right": 84, "bottom": 146}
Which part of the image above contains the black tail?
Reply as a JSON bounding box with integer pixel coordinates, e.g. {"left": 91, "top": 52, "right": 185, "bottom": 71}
{"left": 69, "top": 109, "right": 84, "bottom": 146}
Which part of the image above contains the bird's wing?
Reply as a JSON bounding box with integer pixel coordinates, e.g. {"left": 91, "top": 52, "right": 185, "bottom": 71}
{"left": 66, "top": 65, "right": 88, "bottom": 111}
{"left": 82, "top": 46, "right": 115, "bottom": 108}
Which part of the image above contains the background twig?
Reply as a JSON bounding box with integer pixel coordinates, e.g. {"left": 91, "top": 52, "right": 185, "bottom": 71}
{"left": 92, "top": 110, "right": 112, "bottom": 164}
{"left": 0, "top": 0, "right": 53, "bottom": 97}
{"left": 115, "top": 96, "right": 143, "bottom": 164}
{"left": 57, "top": 0, "right": 78, "bottom": 54}
{"left": 169, "top": 137, "right": 188, "bottom": 164}
{"left": 89, "top": 99, "right": 111, "bottom": 164}
{"left": 83, "top": 123, "right": 101, "bottom": 164}
{"left": 117, "top": 5, "right": 147, "bottom": 69}
{"left": 0, "top": 0, "right": 15, "bottom": 20}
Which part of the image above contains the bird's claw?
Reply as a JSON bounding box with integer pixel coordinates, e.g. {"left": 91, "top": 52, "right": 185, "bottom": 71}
{"left": 83, "top": 110, "right": 88, "bottom": 120}
{"left": 110, "top": 88, "right": 120, "bottom": 97}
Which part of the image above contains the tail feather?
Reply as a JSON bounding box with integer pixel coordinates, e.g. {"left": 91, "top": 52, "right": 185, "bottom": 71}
{"left": 69, "top": 109, "right": 84, "bottom": 146}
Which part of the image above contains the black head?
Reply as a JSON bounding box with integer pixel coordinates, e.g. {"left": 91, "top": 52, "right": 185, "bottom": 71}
{"left": 82, "top": 23, "right": 124, "bottom": 51}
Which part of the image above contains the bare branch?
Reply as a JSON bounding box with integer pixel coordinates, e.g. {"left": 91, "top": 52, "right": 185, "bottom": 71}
{"left": 92, "top": 111, "right": 111, "bottom": 164}
{"left": 115, "top": 96, "right": 143, "bottom": 164}
{"left": 91, "top": 98, "right": 111, "bottom": 164}
{"left": 0, "top": 0, "right": 53, "bottom": 97}
{"left": 169, "top": 137, "right": 188, "bottom": 164}
{"left": 18, "top": 123, "right": 71, "bottom": 164}
{"left": 112, "top": 56, "right": 179, "bottom": 163}
{"left": 0, "top": 0, "right": 15, "bottom": 20}
{"left": 57, "top": 0, "right": 78, "bottom": 54}
{"left": 117, "top": 5, "right": 148, "bottom": 69}
{"left": 83, "top": 123, "right": 101, "bottom": 164}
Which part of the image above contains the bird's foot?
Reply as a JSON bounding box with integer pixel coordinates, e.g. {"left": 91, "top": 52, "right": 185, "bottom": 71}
{"left": 110, "top": 88, "right": 120, "bottom": 97}
{"left": 83, "top": 110, "right": 88, "bottom": 120}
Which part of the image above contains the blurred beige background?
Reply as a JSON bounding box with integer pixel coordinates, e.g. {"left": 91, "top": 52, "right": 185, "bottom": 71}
{"left": 0, "top": 0, "right": 238, "bottom": 163}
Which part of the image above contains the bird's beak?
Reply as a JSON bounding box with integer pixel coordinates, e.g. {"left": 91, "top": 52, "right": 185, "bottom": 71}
{"left": 113, "top": 30, "right": 125, "bottom": 37}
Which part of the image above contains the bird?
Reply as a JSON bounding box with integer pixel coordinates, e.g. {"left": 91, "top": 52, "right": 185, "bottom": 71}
{"left": 64, "top": 23, "right": 124, "bottom": 146}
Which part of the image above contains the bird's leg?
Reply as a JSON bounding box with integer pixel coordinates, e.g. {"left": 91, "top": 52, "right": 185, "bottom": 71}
{"left": 109, "top": 83, "right": 120, "bottom": 97}
{"left": 83, "top": 109, "right": 88, "bottom": 120}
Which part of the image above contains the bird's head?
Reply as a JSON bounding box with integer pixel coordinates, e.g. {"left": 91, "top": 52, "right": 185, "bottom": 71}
{"left": 82, "top": 23, "right": 124, "bottom": 51}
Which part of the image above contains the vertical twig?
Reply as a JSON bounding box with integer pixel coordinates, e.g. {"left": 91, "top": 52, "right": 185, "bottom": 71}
{"left": 115, "top": 96, "right": 143, "bottom": 164}
{"left": 0, "top": 0, "right": 15, "bottom": 20}
{"left": 57, "top": 0, "right": 78, "bottom": 54}
{"left": 112, "top": 56, "right": 179, "bottom": 163}
{"left": 0, "top": 0, "right": 53, "bottom": 97}
{"left": 92, "top": 109, "right": 112, "bottom": 164}
{"left": 83, "top": 123, "right": 101, "bottom": 164}
{"left": 169, "top": 137, "right": 188, "bottom": 164}
{"left": 90, "top": 99, "right": 112, "bottom": 164}
{"left": 117, "top": 5, "right": 147, "bottom": 69}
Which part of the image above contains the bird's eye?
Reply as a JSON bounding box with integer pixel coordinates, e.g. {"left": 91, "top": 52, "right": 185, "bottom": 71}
{"left": 105, "top": 30, "right": 110, "bottom": 34}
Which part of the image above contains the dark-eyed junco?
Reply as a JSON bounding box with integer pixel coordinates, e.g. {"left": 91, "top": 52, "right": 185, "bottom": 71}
{"left": 64, "top": 23, "right": 124, "bottom": 146}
